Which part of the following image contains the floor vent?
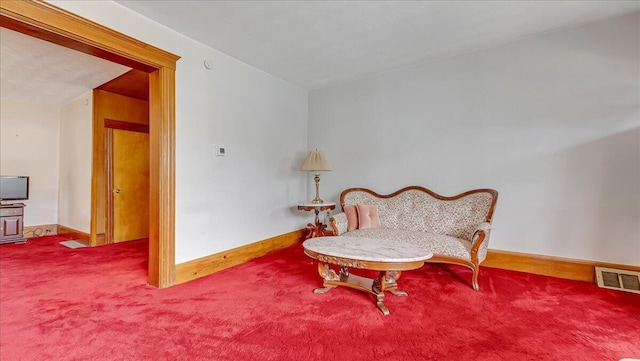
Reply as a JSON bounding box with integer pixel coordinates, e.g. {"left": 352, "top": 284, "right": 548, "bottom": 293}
{"left": 595, "top": 266, "right": 640, "bottom": 294}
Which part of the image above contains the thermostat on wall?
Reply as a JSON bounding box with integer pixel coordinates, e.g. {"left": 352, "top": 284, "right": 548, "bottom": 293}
{"left": 216, "top": 146, "right": 226, "bottom": 156}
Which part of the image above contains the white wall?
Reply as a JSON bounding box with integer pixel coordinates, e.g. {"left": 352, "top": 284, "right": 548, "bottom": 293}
{"left": 58, "top": 91, "right": 93, "bottom": 233}
{"left": 0, "top": 98, "right": 60, "bottom": 226}
{"left": 309, "top": 13, "right": 640, "bottom": 265}
{"left": 51, "top": 1, "right": 309, "bottom": 263}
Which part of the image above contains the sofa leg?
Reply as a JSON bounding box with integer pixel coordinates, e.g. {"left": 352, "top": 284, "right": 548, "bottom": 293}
{"left": 472, "top": 267, "right": 480, "bottom": 291}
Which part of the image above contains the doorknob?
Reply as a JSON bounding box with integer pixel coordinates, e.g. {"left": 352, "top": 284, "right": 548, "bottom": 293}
{"left": 113, "top": 189, "right": 121, "bottom": 194}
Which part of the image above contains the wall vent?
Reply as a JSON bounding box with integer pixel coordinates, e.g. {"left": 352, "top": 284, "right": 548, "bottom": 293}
{"left": 595, "top": 266, "right": 640, "bottom": 294}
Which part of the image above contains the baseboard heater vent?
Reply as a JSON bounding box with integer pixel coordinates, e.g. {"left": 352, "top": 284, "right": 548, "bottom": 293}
{"left": 595, "top": 266, "right": 640, "bottom": 294}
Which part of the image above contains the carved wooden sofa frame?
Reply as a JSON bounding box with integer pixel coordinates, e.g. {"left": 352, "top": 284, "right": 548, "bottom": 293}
{"left": 329, "top": 186, "right": 498, "bottom": 291}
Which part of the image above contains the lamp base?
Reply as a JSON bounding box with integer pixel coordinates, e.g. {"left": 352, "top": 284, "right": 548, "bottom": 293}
{"left": 311, "top": 173, "right": 324, "bottom": 204}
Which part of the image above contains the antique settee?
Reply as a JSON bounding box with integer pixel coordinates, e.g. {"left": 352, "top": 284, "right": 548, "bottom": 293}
{"left": 329, "top": 186, "right": 498, "bottom": 291}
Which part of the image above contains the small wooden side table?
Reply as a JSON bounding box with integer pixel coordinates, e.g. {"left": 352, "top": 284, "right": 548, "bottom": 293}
{"left": 297, "top": 202, "right": 336, "bottom": 240}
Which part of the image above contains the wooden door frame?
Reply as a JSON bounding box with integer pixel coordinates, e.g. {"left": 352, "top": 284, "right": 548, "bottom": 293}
{"left": 0, "top": 1, "right": 179, "bottom": 288}
{"left": 105, "top": 119, "right": 150, "bottom": 245}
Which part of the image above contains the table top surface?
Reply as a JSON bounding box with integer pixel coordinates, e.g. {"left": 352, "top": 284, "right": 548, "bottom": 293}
{"left": 303, "top": 236, "right": 432, "bottom": 263}
{"left": 298, "top": 202, "right": 336, "bottom": 209}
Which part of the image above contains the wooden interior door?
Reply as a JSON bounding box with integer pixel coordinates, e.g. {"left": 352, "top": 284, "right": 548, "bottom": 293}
{"left": 108, "top": 125, "right": 149, "bottom": 243}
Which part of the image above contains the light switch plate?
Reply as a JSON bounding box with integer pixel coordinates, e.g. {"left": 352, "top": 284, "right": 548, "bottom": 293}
{"left": 216, "top": 146, "right": 226, "bottom": 156}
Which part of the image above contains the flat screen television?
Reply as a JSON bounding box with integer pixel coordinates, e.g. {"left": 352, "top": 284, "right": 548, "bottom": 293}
{"left": 0, "top": 176, "right": 29, "bottom": 202}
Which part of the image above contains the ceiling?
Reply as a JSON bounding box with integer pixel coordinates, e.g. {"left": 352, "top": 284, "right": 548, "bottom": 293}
{"left": 114, "top": 0, "right": 639, "bottom": 89}
{"left": 0, "top": 27, "right": 130, "bottom": 106}
{"left": 0, "top": 1, "right": 638, "bottom": 106}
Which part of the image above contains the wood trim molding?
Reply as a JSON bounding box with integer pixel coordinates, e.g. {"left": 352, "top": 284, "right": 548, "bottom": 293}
{"left": 1, "top": 0, "right": 179, "bottom": 288}
{"left": 0, "top": 1, "right": 178, "bottom": 71}
{"left": 148, "top": 67, "right": 176, "bottom": 288}
{"left": 105, "top": 127, "right": 114, "bottom": 245}
{"left": 483, "top": 249, "right": 640, "bottom": 283}
{"left": 57, "top": 225, "right": 90, "bottom": 244}
{"left": 97, "top": 69, "right": 149, "bottom": 101}
{"left": 175, "top": 230, "right": 306, "bottom": 284}
{"left": 104, "top": 119, "right": 150, "bottom": 133}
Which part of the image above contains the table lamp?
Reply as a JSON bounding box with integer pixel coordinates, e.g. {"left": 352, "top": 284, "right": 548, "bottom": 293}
{"left": 301, "top": 149, "right": 332, "bottom": 204}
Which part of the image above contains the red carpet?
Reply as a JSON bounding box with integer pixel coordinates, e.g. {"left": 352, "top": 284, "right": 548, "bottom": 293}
{"left": 1, "top": 236, "right": 638, "bottom": 360}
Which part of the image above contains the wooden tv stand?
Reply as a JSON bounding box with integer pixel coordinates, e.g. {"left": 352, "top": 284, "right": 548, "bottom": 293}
{"left": 0, "top": 203, "right": 26, "bottom": 244}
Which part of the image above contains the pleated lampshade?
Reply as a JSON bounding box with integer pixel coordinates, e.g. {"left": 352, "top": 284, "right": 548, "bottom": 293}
{"left": 301, "top": 150, "right": 332, "bottom": 172}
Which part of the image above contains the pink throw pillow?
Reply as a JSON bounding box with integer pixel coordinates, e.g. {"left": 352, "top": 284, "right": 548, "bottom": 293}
{"left": 356, "top": 204, "right": 381, "bottom": 229}
{"left": 344, "top": 205, "right": 358, "bottom": 231}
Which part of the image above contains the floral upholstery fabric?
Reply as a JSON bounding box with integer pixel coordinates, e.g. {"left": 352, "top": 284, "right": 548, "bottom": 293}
{"left": 341, "top": 189, "right": 493, "bottom": 241}
{"left": 330, "top": 188, "right": 496, "bottom": 264}
{"left": 332, "top": 212, "right": 348, "bottom": 235}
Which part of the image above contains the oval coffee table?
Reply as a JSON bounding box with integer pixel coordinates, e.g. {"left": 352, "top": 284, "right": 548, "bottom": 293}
{"left": 303, "top": 236, "right": 432, "bottom": 315}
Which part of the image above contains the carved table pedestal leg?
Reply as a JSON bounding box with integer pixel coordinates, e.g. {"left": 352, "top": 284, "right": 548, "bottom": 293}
{"left": 312, "top": 260, "right": 408, "bottom": 315}
{"left": 313, "top": 263, "right": 340, "bottom": 294}
{"left": 382, "top": 270, "right": 407, "bottom": 296}
{"left": 304, "top": 209, "right": 327, "bottom": 240}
